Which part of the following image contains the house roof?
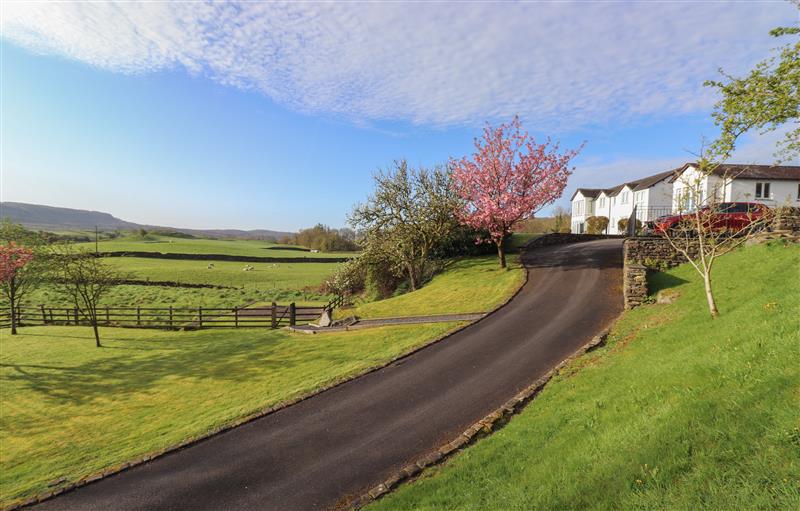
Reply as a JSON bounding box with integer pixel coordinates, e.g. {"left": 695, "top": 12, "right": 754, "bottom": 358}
{"left": 632, "top": 169, "right": 678, "bottom": 191}
{"left": 571, "top": 169, "right": 676, "bottom": 202}
{"left": 671, "top": 163, "right": 800, "bottom": 181}
{"left": 570, "top": 188, "right": 602, "bottom": 201}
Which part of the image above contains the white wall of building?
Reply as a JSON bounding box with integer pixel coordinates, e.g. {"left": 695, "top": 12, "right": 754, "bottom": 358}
{"left": 570, "top": 191, "right": 596, "bottom": 233}
{"left": 724, "top": 178, "right": 800, "bottom": 207}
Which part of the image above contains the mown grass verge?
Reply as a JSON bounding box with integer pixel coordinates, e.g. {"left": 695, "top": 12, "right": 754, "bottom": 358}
{"left": 370, "top": 241, "right": 800, "bottom": 510}
{"left": 350, "top": 255, "right": 524, "bottom": 319}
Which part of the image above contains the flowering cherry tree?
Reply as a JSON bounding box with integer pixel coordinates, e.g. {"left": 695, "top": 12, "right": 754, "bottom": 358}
{"left": 0, "top": 242, "right": 34, "bottom": 335}
{"left": 450, "top": 116, "right": 582, "bottom": 267}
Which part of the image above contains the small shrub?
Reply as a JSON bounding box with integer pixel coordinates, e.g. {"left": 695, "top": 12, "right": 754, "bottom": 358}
{"left": 618, "top": 218, "right": 643, "bottom": 235}
{"left": 585, "top": 216, "right": 609, "bottom": 234}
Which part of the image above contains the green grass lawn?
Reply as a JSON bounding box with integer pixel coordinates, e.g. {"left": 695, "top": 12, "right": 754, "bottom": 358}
{"left": 349, "top": 255, "right": 524, "bottom": 319}
{"left": 103, "top": 257, "right": 338, "bottom": 289}
{"left": 371, "top": 241, "right": 800, "bottom": 510}
{"left": 8, "top": 258, "right": 339, "bottom": 310}
{"left": 74, "top": 234, "right": 353, "bottom": 259}
{"left": 0, "top": 322, "right": 463, "bottom": 507}
{"left": 21, "top": 284, "right": 328, "bottom": 311}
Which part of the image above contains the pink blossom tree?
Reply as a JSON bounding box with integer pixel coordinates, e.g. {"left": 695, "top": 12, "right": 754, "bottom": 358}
{"left": 0, "top": 242, "right": 34, "bottom": 335}
{"left": 450, "top": 116, "right": 582, "bottom": 267}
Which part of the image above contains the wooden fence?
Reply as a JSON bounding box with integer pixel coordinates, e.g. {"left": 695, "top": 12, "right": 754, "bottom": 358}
{"left": 0, "top": 303, "right": 326, "bottom": 330}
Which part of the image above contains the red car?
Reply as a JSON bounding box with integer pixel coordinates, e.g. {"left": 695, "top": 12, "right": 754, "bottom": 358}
{"left": 654, "top": 202, "right": 770, "bottom": 235}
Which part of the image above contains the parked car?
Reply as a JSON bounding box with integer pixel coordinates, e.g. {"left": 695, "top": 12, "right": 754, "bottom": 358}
{"left": 654, "top": 202, "right": 770, "bottom": 235}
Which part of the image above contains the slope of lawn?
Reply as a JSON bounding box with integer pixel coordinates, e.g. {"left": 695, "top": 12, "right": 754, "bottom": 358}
{"left": 351, "top": 255, "right": 524, "bottom": 319}
{"left": 0, "top": 322, "right": 462, "bottom": 507}
{"left": 73, "top": 235, "right": 352, "bottom": 259}
{"left": 371, "top": 241, "right": 800, "bottom": 510}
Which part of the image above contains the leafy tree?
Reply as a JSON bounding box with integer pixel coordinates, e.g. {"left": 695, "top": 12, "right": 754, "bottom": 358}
{"left": 0, "top": 243, "right": 33, "bottom": 335}
{"left": 705, "top": 14, "right": 799, "bottom": 162}
{"left": 551, "top": 205, "right": 572, "bottom": 233}
{"left": 450, "top": 116, "right": 582, "bottom": 267}
{"left": 55, "top": 247, "right": 127, "bottom": 347}
{"left": 586, "top": 216, "right": 609, "bottom": 234}
{"left": 350, "top": 160, "right": 460, "bottom": 291}
{"left": 0, "top": 222, "right": 50, "bottom": 334}
{"left": 293, "top": 224, "right": 359, "bottom": 252}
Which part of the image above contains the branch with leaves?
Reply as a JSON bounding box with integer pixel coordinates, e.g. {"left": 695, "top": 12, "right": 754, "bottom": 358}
{"left": 450, "top": 116, "right": 582, "bottom": 267}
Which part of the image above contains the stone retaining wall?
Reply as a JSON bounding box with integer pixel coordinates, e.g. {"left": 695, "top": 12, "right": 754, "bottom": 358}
{"left": 624, "top": 237, "right": 700, "bottom": 271}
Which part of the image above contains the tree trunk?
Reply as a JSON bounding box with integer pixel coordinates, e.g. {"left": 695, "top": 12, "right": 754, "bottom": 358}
{"left": 91, "top": 315, "right": 102, "bottom": 347}
{"left": 406, "top": 262, "right": 418, "bottom": 291}
{"left": 703, "top": 271, "right": 719, "bottom": 318}
{"left": 497, "top": 239, "right": 507, "bottom": 269}
{"left": 9, "top": 292, "right": 16, "bottom": 335}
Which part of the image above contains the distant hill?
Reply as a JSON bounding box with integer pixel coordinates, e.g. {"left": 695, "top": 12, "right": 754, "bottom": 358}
{"left": 0, "top": 202, "right": 294, "bottom": 240}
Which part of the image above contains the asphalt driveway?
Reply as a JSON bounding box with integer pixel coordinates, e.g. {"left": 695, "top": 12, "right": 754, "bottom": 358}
{"left": 32, "top": 239, "right": 623, "bottom": 511}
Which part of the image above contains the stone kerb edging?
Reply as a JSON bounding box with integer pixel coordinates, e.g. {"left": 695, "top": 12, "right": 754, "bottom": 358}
{"left": 350, "top": 322, "right": 618, "bottom": 509}
{"left": 7, "top": 259, "right": 531, "bottom": 511}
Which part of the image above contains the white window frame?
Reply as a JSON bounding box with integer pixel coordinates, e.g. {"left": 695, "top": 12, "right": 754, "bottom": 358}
{"left": 620, "top": 191, "right": 629, "bottom": 205}
{"left": 755, "top": 182, "right": 771, "bottom": 199}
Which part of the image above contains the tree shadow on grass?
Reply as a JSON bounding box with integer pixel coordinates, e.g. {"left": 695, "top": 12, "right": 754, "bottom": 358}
{"left": 647, "top": 271, "right": 690, "bottom": 295}
{"left": 0, "top": 328, "right": 353, "bottom": 417}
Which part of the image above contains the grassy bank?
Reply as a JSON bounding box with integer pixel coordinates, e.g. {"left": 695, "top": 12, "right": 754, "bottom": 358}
{"left": 0, "top": 322, "right": 461, "bottom": 507}
{"left": 371, "top": 241, "right": 800, "bottom": 510}
{"left": 350, "top": 255, "right": 524, "bottom": 319}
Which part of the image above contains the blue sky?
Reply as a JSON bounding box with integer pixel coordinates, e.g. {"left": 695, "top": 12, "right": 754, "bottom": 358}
{"left": 1, "top": 2, "right": 797, "bottom": 231}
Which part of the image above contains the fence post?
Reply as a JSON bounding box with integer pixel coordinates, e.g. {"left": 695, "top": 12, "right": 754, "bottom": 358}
{"left": 289, "top": 302, "right": 296, "bottom": 327}
{"left": 271, "top": 302, "right": 277, "bottom": 329}
{"left": 169, "top": 306, "right": 173, "bottom": 328}
{"left": 234, "top": 307, "right": 239, "bottom": 328}
{"left": 74, "top": 307, "right": 79, "bottom": 325}
{"left": 137, "top": 306, "right": 141, "bottom": 326}
{"left": 198, "top": 307, "right": 203, "bottom": 328}
{"left": 106, "top": 306, "right": 110, "bottom": 326}
{"left": 41, "top": 305, "right": 47, "bottom": 325}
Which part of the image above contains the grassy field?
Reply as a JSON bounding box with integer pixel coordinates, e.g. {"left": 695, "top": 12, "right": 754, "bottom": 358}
{"left": 103, "top": 257, "right": 338, "bottom": 289}
{"left": 0, "top": 322, "right": 463, "bottom": 507}
{"left": 370, "top": 241, "right": 800, "bottom": 510}
{"left": 349, "top": 254, "right": 525, "bottom": 319}
{"left": 0, "top": 249, "right": 530, "bottom": 506}
{"left": 73, "top": 234, "right": 353, "bottom": 258}
{"left": 21, "top": 284, "right": 327, "bottom": 311}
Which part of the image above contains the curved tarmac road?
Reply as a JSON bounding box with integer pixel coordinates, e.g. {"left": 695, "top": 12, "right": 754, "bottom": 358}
{"left": 32, "top": 239, "right": 623, "bottom": 511}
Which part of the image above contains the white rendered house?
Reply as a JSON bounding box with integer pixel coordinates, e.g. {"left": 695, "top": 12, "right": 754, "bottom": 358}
{"left": 570, "top": 163, "right": 800, "bottom": 235}
{"left": 570, "top": 169, "right": 674, "bottom": 234}
{"left": 670, "top": 163, "right": 800, "bottom": 212}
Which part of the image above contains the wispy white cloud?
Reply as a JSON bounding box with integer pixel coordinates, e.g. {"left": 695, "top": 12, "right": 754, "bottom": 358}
{"left": 2, "top": 1, "right": 796, "bottom": 129}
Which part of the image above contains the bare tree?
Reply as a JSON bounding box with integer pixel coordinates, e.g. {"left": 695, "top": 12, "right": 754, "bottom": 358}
{"left": 350, "top": 160, "right": 460, "bottom": 290}
{"left": 657, "top": 157, "right": 771, "bottom": 317}
{"left": 55, "top": 247, "right": 126, "bottom": 347}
